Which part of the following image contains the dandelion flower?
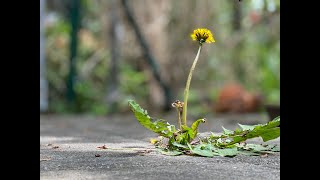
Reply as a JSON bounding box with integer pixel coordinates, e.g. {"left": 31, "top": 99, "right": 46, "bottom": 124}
{"left": 183, "top": 28, "right": 214, "bottom": 125}
{"left": 190, "top": 28, "right": 215, "bottom": 44}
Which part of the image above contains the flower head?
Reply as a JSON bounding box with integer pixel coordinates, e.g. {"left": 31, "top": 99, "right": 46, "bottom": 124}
{"left": 172, "top": 100, "right": 184, "bottom": 109}
{"left": 190, "top": 28, "right": 215, "bottom": 45}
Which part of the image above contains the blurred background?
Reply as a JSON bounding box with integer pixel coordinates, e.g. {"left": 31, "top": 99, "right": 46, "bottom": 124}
{"left": 40, "top": 0, "right": 280, "bottom": 120}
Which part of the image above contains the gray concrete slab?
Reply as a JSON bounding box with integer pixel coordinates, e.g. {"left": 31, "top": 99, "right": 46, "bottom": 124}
{"left": 40, "top": 113, "right": 279, "bottom": 180}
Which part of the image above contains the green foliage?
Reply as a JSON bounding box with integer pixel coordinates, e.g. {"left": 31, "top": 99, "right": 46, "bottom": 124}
{"left": 191, "top": 118, "right": 206, "bottom": 133}
{"left": 157, "top": 149, "right": 183, "bottom": 156}
{"left": 129, "top": 100, "right": 280, "bottom": 158}
{"left": 187, "top": 143, "right": 216, "bottom": 157}
{"left": 128, "top": 100, "right": 202, "bottom": 143}
{"left": 210, "top": 116, "right": 280, "bottom": 147}
{"left": 119, "top": 64, "right": 148, "bottom": 99}
{"left": 128, "top": 100, "right": 175, "bottom": 138}
{"left": 215, "top": 147, "right": 239, "bottom": 157}
{"left": 46, "top": 17, "right": 148, "bottom": 114}
{"left": 222, "top": 127, "right": 234, "bottom": 135}
{"left": 173, "top": 119, "right": 206, "bottom": 145}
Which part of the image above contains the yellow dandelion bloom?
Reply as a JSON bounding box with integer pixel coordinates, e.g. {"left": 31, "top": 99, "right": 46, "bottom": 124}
{"left": 190, "top": 28, "right": 215, "bottom": 44}
{"left": 150, "top": 138, "right": 158, "bottom": 145}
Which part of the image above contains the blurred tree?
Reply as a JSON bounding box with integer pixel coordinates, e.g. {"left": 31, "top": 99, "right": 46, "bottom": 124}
{"left": 105, "top": 0, "right": 120, "bottom": 113}
{"left": 231, "top": 0, "right": 245, "bottom": 83}
{"left": 121, "top": 0, "right": 173, "bottom": 111}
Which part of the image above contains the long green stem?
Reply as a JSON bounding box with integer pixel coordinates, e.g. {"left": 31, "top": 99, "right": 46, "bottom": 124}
{"left": 182, "top": 45, "right": 202, "bottom": 126}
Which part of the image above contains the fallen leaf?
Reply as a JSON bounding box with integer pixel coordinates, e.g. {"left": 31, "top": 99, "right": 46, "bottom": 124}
{"left": 52, "top": 146, "right": 59, "bottom": 149}
{"left": 97, "top": 145, "right": 108, "bottom": 149}
{"left": 40, "top": 158, "right": 51, "bottom": 161}
{"left": 185, "top": 150, "right": 193, "bottom": 155}
{"left": 40, "top": 156, "right": 51, "bottom": 161}
{"left": 260, "top": 153, "right": 268, "bottom": 158}
{"left": 95, "top": 154, "right": 101, "bottom": 157}
{"left": 137, "top": 149, "right": 152, "bottom": 156}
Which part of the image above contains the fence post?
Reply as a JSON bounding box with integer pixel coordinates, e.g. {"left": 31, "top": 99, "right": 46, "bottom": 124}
{"left": 66, "top": 0, "right": 80, "bottom": 106}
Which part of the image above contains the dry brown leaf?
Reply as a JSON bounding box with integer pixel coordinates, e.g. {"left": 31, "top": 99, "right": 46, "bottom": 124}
{"left": 136, "top": 149, "right": 152, "bottom": 156}
{"left": 40, "top": 157, "right": 51, "bottom": 161}
{"left": 97, "top": 145, "right": 108, "bottom": 149}
{"left": 260, "top": 153, "right": 268, "bottom": 158}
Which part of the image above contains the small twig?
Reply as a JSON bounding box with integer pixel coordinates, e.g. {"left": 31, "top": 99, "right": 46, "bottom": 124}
{"left": 40, "top": 157, "right": 51, "bottom": 161}
{"left": 97, "top": 145, "right": 108, "bottom": 149}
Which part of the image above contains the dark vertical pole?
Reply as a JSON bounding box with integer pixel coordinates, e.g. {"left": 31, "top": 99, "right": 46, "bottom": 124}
{"left": 66, "top": 0, "right": 80, "bottom": 104}
{"left": 106, "top": 0, "right": 120, "bottom": 113}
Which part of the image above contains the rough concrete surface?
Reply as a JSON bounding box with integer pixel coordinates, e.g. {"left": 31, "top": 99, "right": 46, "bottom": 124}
{"left": 40, "top": 113, "right": 280, "bottom": 180}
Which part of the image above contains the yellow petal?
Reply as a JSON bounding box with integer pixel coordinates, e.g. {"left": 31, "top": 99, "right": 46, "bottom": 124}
{"left": 150, "top": 138, "right": 158, "bottom": 144}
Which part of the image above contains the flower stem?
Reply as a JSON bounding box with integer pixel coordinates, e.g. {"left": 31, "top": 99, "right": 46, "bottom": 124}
{"left": 176, "top": 108, "right": 182, "bottom": 130}
{"left": 182, "top": 45, "right": 202, "bottom": 126}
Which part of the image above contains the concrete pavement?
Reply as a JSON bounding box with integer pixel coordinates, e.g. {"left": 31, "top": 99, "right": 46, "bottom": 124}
{"left": 40, "top": 113, "right": 280, "bottom": 180}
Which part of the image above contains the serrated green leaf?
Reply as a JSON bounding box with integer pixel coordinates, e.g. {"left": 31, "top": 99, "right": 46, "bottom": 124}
{"left": 215, "top": 147, "right": 238, "bottom": 157}
{"left": 168, "top": 136, "right": 176, "bottom": 146}
{"left": 175, "top": 125, "right": 192, "bottom": 145}
{"left": 167, "top": 124, "right": 177, "bottom": 133}
{"left": 257, "top": 127, "right": 280, "bottom": 142}
{"left": 191, "top": 118, "right": 206, "bottom": 133}
{"left": 234, "top": 128, "right": 243, "bottom": 134}
{"left": 156, "top": 148, "right": 183, "bottom": 156}
{"left": 128, "top": 100, "right": 174, "bottom": 138}
{"left": 247, "top": 117, "right": 280, "bottom": 142}
{"left": 235, "top": 144, "right": 279, "bottom": 156}
{"left": 238, "top": 150, "right": 261, "bottom": 156}
{"left": 250, "top": 144, "right": 280, "bottom": 152}
{"left": 218, "top": 118, "right": 280, "bottom": 146}
{"left": 272, "top": 116, "right": 280, "bottom": 121}
{"left": 271, "top": 145, "right": 280, "bottom": 152}
{"left": 187, "top": 143, "right": 218, "bottom": 157}
{"left": 238, "top": 124, "right": 256, "bottom": 131}
{"left": 172, "top": 142, "right": 189, "bottom": 150}
{"left": 264, "top": 116, "right": 280, "bottom": 128}
{"left": 226, "top": 128, "right": 280, "bottom": 145}
{"left": 245, "top": 126, "right": 280, "bottom": 142}
{"left": 175, "top": 121, "right": 206, "bottom": 145}
{"left": 210, "top": 132, "right": 219, "bottom": 138}
{"left": 242, "top": 144, "right": 272, "bottom": 152}
{"left": 222, "top": 126, "right": 233, "bottom": 135}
